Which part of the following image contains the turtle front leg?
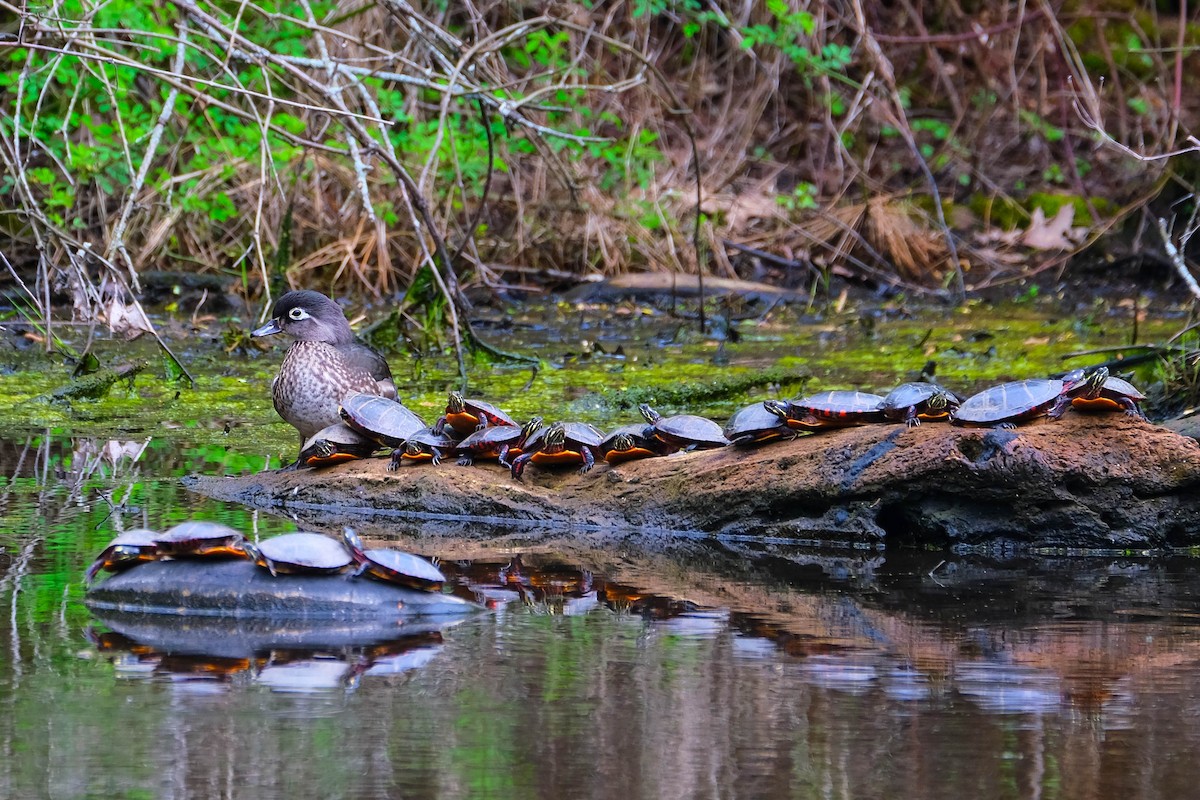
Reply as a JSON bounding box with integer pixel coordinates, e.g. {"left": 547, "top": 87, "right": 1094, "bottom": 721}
{"left": 1119, "top": 398, "right": 1146, "bottom": 419}
{"left": 579, "top": 446, "right": 597, "bottom": 474}
{"left": 510, "top": 452, "right": 535, "bottom": 481}
{"left": 904, "top": 406, "right": 921, "bottom": 428}
{"left": 1046, "top": 394, "right": 1072, "bottom": 419}
{"left": 456, "top": 454, "right": 475, "bottom": 467}
{"left": 387, "top": 448, "right": 404, "bottom": 471}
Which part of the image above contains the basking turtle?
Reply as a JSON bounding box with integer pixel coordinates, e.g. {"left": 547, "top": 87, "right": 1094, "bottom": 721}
{"left": 950, "top": 379, "right": 1071, "bottom": 428}
{"left": 509, "top": 421, "right": 605, "bottom": 480}
{"left": 85, "top": 528, "right": 160, "bottom": 584}
{"left": 435, "top": 392, "right": 516, "bottom": 437}
{"left": 1062, "top": 367, "right": 1148, "bottom": 418}
{"left": 154, "top": 521, "right": 246, "bottom": 559}
{"left": 600, "top": 424, "right": 672, "bottom": 465}
{"left": 783, "top": 391, "right": 887, "bottom": 429}
{"left": 638, "top": 404, "right": 728, "bottom": 449}
{"left": 242, "top": 532, "right": 355, "bottom": 577}
{"left": 341, "top": 528, "right": 445, "bottom": 591}
{"left": 456, "top": 417, "right": 543, "bottom": 467}
{"left": 724, "top": 401, "right": 795, "bottom": 445}
{"left": 297, "top": 423, "right": 378, "bottom": 468}
{"left": 882, "top": 383, "right": 961, "bottom": 427}
{"left": 395, "top": 427, "right": 460, "bottom": 468}
{"left": 339, "top": 392, "right": 427, "bottom": 447}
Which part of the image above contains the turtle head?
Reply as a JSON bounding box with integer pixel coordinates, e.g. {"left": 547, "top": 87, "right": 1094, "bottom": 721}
{"left": 543, "top": 423, "right": 567, "bottom": 451}
{"left": 447, "top": 392, "right": 466, "bottom": 413}
{"left": 341, "top": 527, "right": 365, "bottom": 558}
{"left": 241, "top": 540, "right": 262, "bottom": 565}
{"left": 638, "top": 403, "right": 661, "bottom": 425}
{"left": 520, "top": 416, "right": 544, "bottom": 443}
{"left": 1080, "top": 366, "right": 1110, "bottom": 397}
{"left": 252, "top": 290, "right": 355, "bottom": 345}
{"left": 762, "top": 400, "right": 790, "bottom": 421}
{"left": 405, "top": 441, "right": 424, "bottom": 457}
{"left": 610, "top": 433, "right": 635, "bottom": 452}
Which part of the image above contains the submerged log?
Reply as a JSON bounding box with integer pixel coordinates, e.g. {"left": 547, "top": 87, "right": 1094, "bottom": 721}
{"left": 184, "top": 414, "right": 1200, "bottom": 552}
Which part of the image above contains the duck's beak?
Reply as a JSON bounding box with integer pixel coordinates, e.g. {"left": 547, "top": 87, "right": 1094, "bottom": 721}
{"left": 251, "top": 318, "right": 282, "bottom": 337}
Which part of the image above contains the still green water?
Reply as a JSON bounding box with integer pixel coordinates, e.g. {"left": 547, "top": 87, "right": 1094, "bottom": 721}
{"left": 1, "top": 302, "right": 1198, "bottom": 799}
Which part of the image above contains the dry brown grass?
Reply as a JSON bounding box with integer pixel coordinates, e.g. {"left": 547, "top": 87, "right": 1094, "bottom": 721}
{"left": 1, "top": 0, "right": 1197, "bottom": 336}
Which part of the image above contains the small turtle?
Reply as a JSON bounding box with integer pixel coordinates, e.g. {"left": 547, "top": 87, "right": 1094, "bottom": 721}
{"left": 297, "top": 423, "right": 378, "bottom": 468}
{"left": 242, "top": 532, "right": 355, "bottom": 577}
{"left": 339, "top": 392, "right": 427, "bottom": 447}
{"left": 341, "top": 528, "right": 445, "bottom": 591}
{"left": 154, "top": 521, "right": 246, "bottom": 559}
{"left": 1065, "top": 366, "right": 1147, "bottom": 418}
{"left": 509, "top": 421, "right": 605, "bottom": 480}
{"left": 638, "top": 404, "right": 728, "bottom": 449}
{"left": 783, "top": 391, "right": 887, "bottom": 429}
{"left": 600, "top": 424, "right": 672, "bottom": 465}
{"left": 435, "top": 392, "right": 516, "bottom": 437}
{"left": 456, "top": 417, "right": 544, "bottom": 467}
{"left": 395, "top": 427, "right": 460, "bottom": 469}
{"left": 724, "top": 401, "right": 796, "bottom": 445}
{"left": 882, "top": 383, "right": 961, "bottom": 427}
{"left": 950, "top": 379, "right": 1071, "bottom": 428}
{"left": 85, "top": 529, "right": 160, "bottom": 584}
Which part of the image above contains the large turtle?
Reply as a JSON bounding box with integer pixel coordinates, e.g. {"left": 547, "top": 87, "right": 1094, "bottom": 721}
{"left": 154, "top": 521, "right": 246, "bottom": 560}
{"left": 881, "top": 383, "right": 961, "bottom": 427}
{"left": 84, "top": 529, "right": 160, "bottom": 584}
{"left": 951, "top": 379, "right": 1071, "bottom": 428}
{"left": 783, "top": 391, "right": 887, "bottom": 430}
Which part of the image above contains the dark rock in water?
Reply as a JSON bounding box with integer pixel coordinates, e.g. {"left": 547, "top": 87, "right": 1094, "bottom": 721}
{"left": 183, "top": 414, "right": 1200, "bottom": 552}
{"left": 86, "top": 560, "right": 480, "bottom": 618}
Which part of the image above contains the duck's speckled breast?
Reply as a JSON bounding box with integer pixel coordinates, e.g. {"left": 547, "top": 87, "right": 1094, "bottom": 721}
{"left": 273, "top": 341, "right": 382, "bottom": 439}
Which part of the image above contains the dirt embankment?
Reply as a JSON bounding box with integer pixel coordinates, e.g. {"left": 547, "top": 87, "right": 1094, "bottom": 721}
{"left": 184, "top": 414, "right": 1200, "bottom": 552}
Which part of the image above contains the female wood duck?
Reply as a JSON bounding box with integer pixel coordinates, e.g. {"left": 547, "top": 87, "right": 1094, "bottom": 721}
{"left": 252, "top": 290, "right": 397, "bottom": 446}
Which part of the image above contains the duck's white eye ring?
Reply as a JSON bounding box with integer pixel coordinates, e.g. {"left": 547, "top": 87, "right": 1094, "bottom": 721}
{"left": 288, "top": 308, "right": 310, "bottom": 321}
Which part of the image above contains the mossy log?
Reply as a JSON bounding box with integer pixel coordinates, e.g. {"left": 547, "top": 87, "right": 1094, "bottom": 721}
{"left": 184, "top": 414, "right": 1200, "bottom": 552}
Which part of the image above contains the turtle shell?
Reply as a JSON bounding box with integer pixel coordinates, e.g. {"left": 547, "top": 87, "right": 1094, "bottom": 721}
{"left": 639, "top": 404, "right": 727, "bottom": 448}
{"left": 247, "top": 532, "right": 354, "bottom": 576}
{"left": 724, "top": 402, "right": 794, "bottom": 445}
{"left": 342, "top": 529, "right": 445, "bottom": 590}
{"left": 340, "top": 393, "right": 426, "bottom": 446}
{"left": 298, "top": 423, "right": 378, "bottom": 468}
{"left": 951, "top": 379, "right": 1067, "bottom": 427}
{"left": 85, "top": 528, "right": 160, "bottom": 583}
{"left": 441, "top": 392, "right": 516, "bottom": 436}
{"left": 788, "top": 391, "right": 886, "bottom": 428}
{"left": 882, "top": 383, "right": 960, "bottom": 426}
{"left": 155, "top": 521, "right": 246, "bottom": 559}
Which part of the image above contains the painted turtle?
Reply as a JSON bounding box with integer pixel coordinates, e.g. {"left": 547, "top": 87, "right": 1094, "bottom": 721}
{"left": 84, "top": 528, "right": 160, "bottom": 584}
{"left": 341, "top": 528, "right": 445, "bottom": 590}
{"left": 435, "top": 392, "right": 516, "bottom": 437}
{"left": 638, "top": 404, "right": 728, "bottom": 449}
{"left": 1066, "top": 366, "right": 1147, "bottom": 418}
{"left": 950, "top": 379, "right": 1071, "bottom": 428}
{"left": 882, "top": 383, "right": 961, "bottom": 427}
{"left": 600, "top": 424, "right": 672, "bottom": 465}
{"left": 297, "top": 423, "right": 378, "bottom": 468}
{"left": 154, "top": 521, "right": 246, "bottom": 559}
{"left": 783, "top": 391, "right": 887, "bottom": 429}
{"left": 456, "top": 416, "right": 544, "bottom": 467}
{"left": 339, "top": 392, "right": 427, "bottom": 447}
{"left": 395, "top": 427, "right": 460, "bottom": 468}
{"left": 509, "top": 421, "right": 605, "bottom": 480}
{"left": 242, "top": 532, "right": 355, "bottom": 577}
{"left": 724, "top": 401, "right": 795, "bottom": 445}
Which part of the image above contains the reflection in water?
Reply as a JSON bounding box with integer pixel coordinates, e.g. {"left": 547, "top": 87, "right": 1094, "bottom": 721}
{"left": 4, "top": 434, "right": 1200, "bottom": 797}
